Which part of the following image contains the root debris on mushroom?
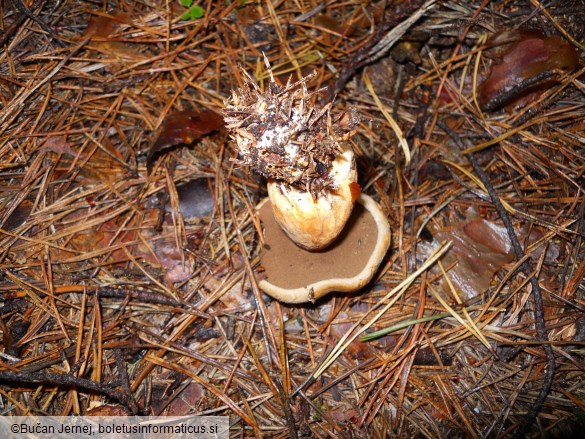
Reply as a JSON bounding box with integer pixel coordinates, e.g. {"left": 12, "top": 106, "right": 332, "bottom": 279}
{"left": 224, "top": 60, "right": 360, "bottom": 250}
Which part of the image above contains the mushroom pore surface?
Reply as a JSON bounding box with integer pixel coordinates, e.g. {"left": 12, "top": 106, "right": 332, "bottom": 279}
{"left": 258, "top": 201, "right": 377, "bottom": 289}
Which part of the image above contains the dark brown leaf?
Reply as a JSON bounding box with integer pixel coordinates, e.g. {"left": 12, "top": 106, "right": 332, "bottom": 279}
{"left": 146, "top": 109, "right": 224, "bottom": 173}
{"left": 479, "top": 31, "right": 579, "bottom": 111}
{"left": 418, "top": 215, "right": 517, "bottom": 301}
{"left": 434, "top": 217, "right": 515, "bottom": 299}
{"left": 164, "top": 382, "right": 204, "bottom": 416}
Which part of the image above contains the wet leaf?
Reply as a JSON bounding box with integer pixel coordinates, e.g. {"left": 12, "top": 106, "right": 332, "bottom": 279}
{"left": 4, "top": 320, "right": 29, "bottom": 357}
{"left": 165, "top": 382, "right": 204, "bottom": 415}
{"left": 84, "top": 13, "right": 144, "bottom": 62}
{"left": 81, "top": 140, "right": 128, "bottom": 183}
{"left": 479, "top": 31, "right": 579, "bottom": 111}
{"left": 146, "top": 109, "right": 224, "bottom": 173}
{"left": 422, "top": 215, "right": 557, "bottom": 302}
{"left": 434, "top": 217, "right": 515, "bottom": 300}
{"left": 362, "top": 57, "right": 397, "bottom": 99}
{"left": 59, "top": 207, "right": 198, "bottom": 284}
{"left": 418, "top": 214, "right": 516, "bottom": 301}
{"left": 44, "top": 136, "right": 76, "bottom": 156}
{"left": 330, "top": 407, "right": 361, "bottom": 425}
{"left": 49, "top": 135, "right": 127, "bottom": 183}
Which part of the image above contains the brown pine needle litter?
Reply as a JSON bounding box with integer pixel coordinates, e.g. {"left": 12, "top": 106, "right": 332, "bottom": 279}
{"left": 1, "top": 0, "right": 584, "bottom": 437}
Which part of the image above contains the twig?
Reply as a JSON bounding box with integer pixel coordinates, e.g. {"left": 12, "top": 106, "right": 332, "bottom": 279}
{"left": 0, "top": 9, "right": 27, "bottom": 46}
{"left": 560, "top": 197, "right": 585, "bottom": 294}
{"left": 275, "top": 380, "right": 299, "bottom": 439}
{"left": 0, "top": 285, "right": 211, "bottom": 319}
{"left": 114, "top": 348, "right": 138, "bottom": 414}
{"left": 325, "top": 0, "right": 435, "bottom": 103}
{"left": 0, "top": 370, "right": 134, "bottom": 410}
{"left": 292, "top": 2, "right": 327, "bottom": 23}
{"left": 11, "top": 0, "right": 64, "bottom": 46}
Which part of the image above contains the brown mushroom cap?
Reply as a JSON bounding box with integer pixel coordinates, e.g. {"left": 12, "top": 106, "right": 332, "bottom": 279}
{"left": 257, "top": 194, "right": 391, "bottom": 303}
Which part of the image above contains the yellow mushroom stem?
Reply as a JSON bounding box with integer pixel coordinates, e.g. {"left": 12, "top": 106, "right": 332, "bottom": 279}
{"left": 267, "top": 149, "right": 359, "bottom": 250}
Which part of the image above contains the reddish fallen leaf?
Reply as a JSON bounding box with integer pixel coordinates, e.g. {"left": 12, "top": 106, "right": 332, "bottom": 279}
{"left": 77, "top": 141, "right": 128, "bottom": 183}
{"left": 146, "top": 109, "right": 224, "bottom": 173}
{"left": 460, "top": 218, "right": 514, "bottom": 257}
{"left": 85, "top": 13, "right": 125, "bottom": 38}
{"left": 164, "top": 382, "right": 204, "bottom": 416}
{"left": 329, "top": 304, "right": 375, "bottom": 360}
{"left": 54, "top": 207, "right": 200, "bottom": 284}
{"left": 418, "top": 215, "right": 515, "bottom": 301}
{"left": 2, "top": 319, "right": 29, "bottom": 357}
{"left": 313, "top": 13, "right": 356, "bottom": 37}
{"left": 428, "top": 398, "right": 455, "bottom": 421}
{"left": 329, "top": 407, "right": 361, "bottom": 424}
{"left": 235, "top": 4, "right": 262, "bottom": 25}
{"left": 44, "top": 135, "right": 76, "bottom": 156}
{"left": 420, "top": 212, "right": 559, "bottom": 300}
{"left": 479, "top": 30, "right": 579, "bottom": 111}
{"left": 363, "top": 57, "right": 399, "bottom": 99}
{"left": 45, "top": 135, "right": 127, "bottom": 183}
{"left": 435, "top": 217, "right": 515, "bottom": 300}
{"left": 84, "top": 13, "right": 143, "bottom": 62}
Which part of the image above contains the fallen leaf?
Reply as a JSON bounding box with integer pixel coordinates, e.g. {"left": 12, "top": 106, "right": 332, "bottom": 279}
{"left": 3, "top": 200, "right": 33, "bottom": 231}
{"left": 420, "top": 212, "right": 559, "bottom": 301}
{"left": 418, "top": 212, "right": 516, "bottom": 301}
{"left": 479, "top": 30, "right": 579, "bottom": 111}
{"left": 146, "top": 109, "right": 224, "bottom": 173}
{"left": 44, "top": 136, "right": 76, "bottom": 156}
{"left": 164, "top": 382, "right": 204, "bottom": 415}
{"left": 84, "top": 13, "right": 144, "bottom": 63}
{"left": 313, "top": 13, "right": 356, "bottom": 38}
{"left": 2, "top": 319, "right": 29, "bottom": 357}
{"left": 329, "top": 407, "right": 360, "bottom": 424}
{"left": 45, "top": 135, "right": 127, "bottom": 183}
{"left": 435, "top": 217, "right": 515, "bottom": 300}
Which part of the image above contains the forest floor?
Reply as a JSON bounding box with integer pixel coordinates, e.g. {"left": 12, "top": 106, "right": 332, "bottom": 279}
{"left": 0, "top": 0, "right": 584, "bottom": 437}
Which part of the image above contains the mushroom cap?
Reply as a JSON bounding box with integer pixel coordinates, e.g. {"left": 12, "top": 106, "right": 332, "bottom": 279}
{"left": 257, "top": 193, "right": 391, "bottom": 303}
{"left": 267, "top": 149, "right": 358, "bottom": 250}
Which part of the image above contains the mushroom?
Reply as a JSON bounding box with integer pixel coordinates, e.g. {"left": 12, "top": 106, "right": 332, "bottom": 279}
{"left": 257, "top": 193, "right": 391, "bottom": 303}
{"left": 224, "top": 65, "right": 361, "bottom": 249}
{"left": 224, "top": 62, "right": 391, "bottom": 302}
